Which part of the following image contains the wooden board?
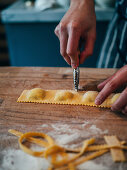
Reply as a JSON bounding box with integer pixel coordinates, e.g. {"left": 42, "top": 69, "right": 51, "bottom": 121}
{"left": 0, "top": 67, "right": 127, "bottom": 170}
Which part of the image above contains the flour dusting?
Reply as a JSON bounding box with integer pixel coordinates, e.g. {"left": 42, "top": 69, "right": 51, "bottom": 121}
{"left": 1, "top": 149, "right": 49, "bottom": 170}
{"left": 51, "top": 124, "right": 75, "bottom": 133}
{"left": 0, "top": 122, "right": 110, "bottom": 170}
{"left": 41, "top": 124, "right": 49, "bottom": 128}
{"left": 56, "top": 133, "right": 80, "bottom": 145}
{"left": 89, "top": 125, "right": 108, "bottom": 134}
{"left": 78, "top": 161, "right": 108, "bottom": 170}
{"left": 82, "top": 120, "right": 89, "bottom": 127}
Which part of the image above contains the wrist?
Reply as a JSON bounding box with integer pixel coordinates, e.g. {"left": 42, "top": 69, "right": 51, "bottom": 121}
{"left": 70, "top": 0, "right": 95, "bottom": 11}
{"left": 70, "top": 0, "right": 94, "bottom": 6}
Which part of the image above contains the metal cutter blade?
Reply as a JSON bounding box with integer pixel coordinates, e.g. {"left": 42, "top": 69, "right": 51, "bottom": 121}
{"left": 73, "top": 67, "right": 80, "bottom": 91}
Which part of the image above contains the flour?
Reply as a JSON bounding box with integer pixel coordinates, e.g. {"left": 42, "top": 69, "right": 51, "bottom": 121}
{"left": 0, "top": 122, "right": 110, "bottom": 170}
{"left": 51, "top": 123, "right": 75, "bottom": 133}
{"left": 41, "top": 124, "right": 49, "bottom": 128}
{"left": 46, "top": 123, "right": 82, "bottom": 146}
{"left": 48, "top": 123, "right": 108, "bottom": 146}
{"left": 89, "top": 125, "right": 108, "bottom": 135}
{"left": 78, "top": 161, "right": 108, "bottom": 170}
{"left": 56, "top": 133, "right": 80, "bottom": 145}
{"left": 82, "top": 120, "right": 89, "bottom": 128}
{"left": 1, "top": 149, "right": 49, "bottom": 170}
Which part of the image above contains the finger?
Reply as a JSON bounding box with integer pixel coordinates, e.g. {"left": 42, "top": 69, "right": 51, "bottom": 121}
{"left": 60, "top": 31, "right": 71, "bottom": 65}
{"left": 95, "top": 69, "right": 127, "bottom": 105}
{"left": 95, "top": 79, "right": 120, "bottom": 105}
{"left": 98, "top": 75, "right": 115, "bottom": 90}
{"left": 54, "top": 25, "right": 60, "bottom": 37}
{"left": 122, "top": 106, "right": 127, "bottom": 115}
{"left": 66, "top": 23, "right": 80, "bottom": 68}
{"left": 111, "top": 88, "right": 127, "bottom": 112}
{"left": 98, "top": 65, "right": 127, "bottom": 91}
{"left": 80, "top": 33, "right": 95, "bottom": 64}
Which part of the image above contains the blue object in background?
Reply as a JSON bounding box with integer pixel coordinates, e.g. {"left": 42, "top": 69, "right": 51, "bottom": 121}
{"left": 2, "top": 1, "right": 114, "bottom": 67}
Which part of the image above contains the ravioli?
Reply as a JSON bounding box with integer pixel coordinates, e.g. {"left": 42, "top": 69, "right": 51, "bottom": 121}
{"left": 82, "top": 91, "right": 98, "bottom": 103}
{"left": 17, "top": 88, "right": 121, "bottom": 108}
{"left": 27, "top": 88, "right": 45, "bottom": 100}
{"left": 54, "top": 91, "right": 74, "bottom": 101}
{"left": 111, "top": 93, "right": 121, "bottom": 104}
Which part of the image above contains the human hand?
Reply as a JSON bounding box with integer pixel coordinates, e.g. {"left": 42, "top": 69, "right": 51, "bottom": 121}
{"left": 95, "top": 65, "right": 127, "bottom": 114}
{"left": 55, "top": 0, "right": 96, "bottom": 69}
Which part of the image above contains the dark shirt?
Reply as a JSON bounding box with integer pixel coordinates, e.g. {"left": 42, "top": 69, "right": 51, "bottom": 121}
{"left": 97, "top": 0, "right": 127, "bottom": 68}
{"left": 116, "top": 0, "right": 127, "bottom": 19}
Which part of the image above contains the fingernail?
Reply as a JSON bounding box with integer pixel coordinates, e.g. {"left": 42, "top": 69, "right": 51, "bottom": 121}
{"left": 111, "top": 107, "right": 115, "bottom": 111}
{"left": 72, "top": 64, "right": 77, "bottom": 69}
{"left": 95, "top": 98, "right": 101, "bottom": 105}
{"left": 97, "top": 85, "right": 101, "bottom": 90}
{"left": 122, "top": 110, "right": 126, "bottom": 114}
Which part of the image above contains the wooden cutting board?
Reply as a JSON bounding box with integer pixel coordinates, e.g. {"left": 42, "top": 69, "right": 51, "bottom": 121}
{"left": 0, "top": 67, "right": 127, "bottom": 170}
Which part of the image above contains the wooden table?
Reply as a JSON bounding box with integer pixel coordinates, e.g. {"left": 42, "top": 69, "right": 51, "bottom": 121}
{"left": 0, "top": 67, "right": 127, "bottom": 170}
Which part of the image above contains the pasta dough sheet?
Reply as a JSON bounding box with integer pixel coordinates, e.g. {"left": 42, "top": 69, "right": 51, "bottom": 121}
{"left": 17, "top": 88, "right": 121, "bottom": 108}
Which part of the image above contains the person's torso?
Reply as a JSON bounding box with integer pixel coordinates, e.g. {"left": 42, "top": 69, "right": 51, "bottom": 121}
{"left": 116, "top": 0, "right": 127, "bottom": 19}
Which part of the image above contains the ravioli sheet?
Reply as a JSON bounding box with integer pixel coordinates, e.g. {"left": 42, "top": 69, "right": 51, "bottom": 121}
{"left": 17, "top": 88, "right": 121, "bottom": 108}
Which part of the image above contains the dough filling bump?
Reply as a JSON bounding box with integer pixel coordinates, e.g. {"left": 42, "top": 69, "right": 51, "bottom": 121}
{"left": 27, "top": 88, "right": 45, "bottom": 100}
{"left": 54, "top": 91, "right": 74, "bottom": 101}
{"left": 17, "top": 88, "right": 121, "bottom": 108}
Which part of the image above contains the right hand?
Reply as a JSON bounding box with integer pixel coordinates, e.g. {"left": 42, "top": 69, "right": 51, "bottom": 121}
{"left": 55, "top": 0, "right": 96, "bottom": 68}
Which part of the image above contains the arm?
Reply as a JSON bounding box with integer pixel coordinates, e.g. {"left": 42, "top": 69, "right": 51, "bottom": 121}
{"left": 55, "top": 0, "right": 96, "bottom": 68}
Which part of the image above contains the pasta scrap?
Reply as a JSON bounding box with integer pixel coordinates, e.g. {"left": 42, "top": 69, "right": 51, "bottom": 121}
{"left": 104, "top": 136, "right": 126, "bottom": 162}
{"left": 17, "top": 88, "right": 121, "bottom": 108}
{"left": 8, "top": 129, "right": 127, "bottom": 170}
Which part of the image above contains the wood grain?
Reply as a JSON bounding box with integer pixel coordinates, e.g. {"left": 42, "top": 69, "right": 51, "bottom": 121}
{"left": 0, "top": 67, "right": 127, "bottom": 169}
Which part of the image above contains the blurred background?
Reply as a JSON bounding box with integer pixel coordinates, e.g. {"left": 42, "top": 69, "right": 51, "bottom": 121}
{"left": 0, "top": 0, "right": 115, "bottom": 67}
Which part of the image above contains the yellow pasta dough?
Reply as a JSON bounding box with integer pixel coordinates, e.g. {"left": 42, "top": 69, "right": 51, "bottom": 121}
{"left": 9, "top": 129, "right": 127, "bottom": 170}
{"left": 82, "top": 91, "right": 98, "bottom": 103}
{"left": 110, "top": 93, "right": 121, "bottom": 105}
{"left": 26, "top": 88, "right": 46, "bottom": 100}
{"left": 17, "top": 88, "right": 121, "bottom": 108}
{"left": 54, "top": 91, "right": 74, "bottom": 101}
{"left": 104, "top": 136, "right": 126, "bottom": 162}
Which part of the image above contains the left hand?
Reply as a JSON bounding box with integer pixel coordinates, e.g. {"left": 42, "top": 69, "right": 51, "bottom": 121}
{"left": 95, "top": 65, "right": 127, "bottom": 114}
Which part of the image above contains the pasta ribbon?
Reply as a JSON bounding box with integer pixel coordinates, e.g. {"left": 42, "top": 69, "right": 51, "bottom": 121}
{"left": 9, "top": 129, "right": 127, "bottom": 170}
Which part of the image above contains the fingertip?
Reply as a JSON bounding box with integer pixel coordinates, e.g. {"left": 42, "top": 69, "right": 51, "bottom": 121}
{"left": 71, "top": 64, "right": 77, "bottom": 69}
{"left": 111, "top": 106, "right": 116, "bottom": 111}
{"left": 122, "top": 110, "right": 126, "bottom": 114}
{"left": 111, "top": 105, "right": 120, "bottom": 112}
{"left": 97, "top": 84, "right": 103, "bottom": 90}
{"left": 95, "top": 98, "right": 102, "bottom": 105}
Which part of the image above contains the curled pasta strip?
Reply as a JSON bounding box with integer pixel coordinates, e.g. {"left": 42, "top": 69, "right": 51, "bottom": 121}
{"left": 58, "top": 150, "right": 108, "bottom": 170}
{"left": 52, "top": 138, "right": 95, "bottom": 168}
{"left": 9, "top": 129, "right": 49, "bottom": 147}
{"left": 18, "top": 131, "right": 55, "bottom": 157}
{"left": 66, "top": 143, "right": 127, "bottom": 153}
{"left": 9, "top": 129, "right": 127, "bottom": 170}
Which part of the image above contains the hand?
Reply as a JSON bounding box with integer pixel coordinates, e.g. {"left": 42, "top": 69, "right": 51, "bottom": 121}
{"left": 95, "top": 65, "right": 127, "bottom": 114}
{"left": 55, "top": 0, "right": 96, "bottom": 69}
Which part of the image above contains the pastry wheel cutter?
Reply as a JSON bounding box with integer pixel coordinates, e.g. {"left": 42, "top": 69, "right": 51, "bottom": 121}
{"left": 73, "top": 67, "right": 80, "bottom": 91}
